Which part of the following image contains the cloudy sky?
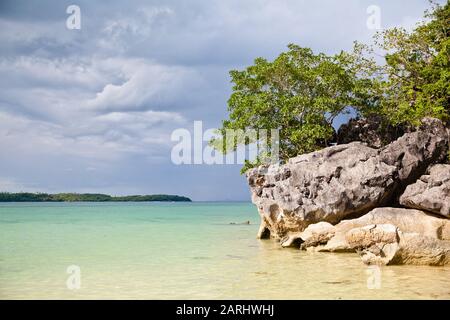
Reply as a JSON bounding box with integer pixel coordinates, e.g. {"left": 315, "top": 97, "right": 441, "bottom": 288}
{"left": 0, "top": 0, "right": 440, "bottom": 200}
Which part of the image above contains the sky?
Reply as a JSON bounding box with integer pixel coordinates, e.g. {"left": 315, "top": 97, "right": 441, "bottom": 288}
{"left": 0, "top": 0, "right": 441, "bottom": 201}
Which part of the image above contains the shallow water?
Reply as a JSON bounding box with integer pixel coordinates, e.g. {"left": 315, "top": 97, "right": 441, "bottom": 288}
{"left": 1, "top": 202, "right": 449, "bottom": 299}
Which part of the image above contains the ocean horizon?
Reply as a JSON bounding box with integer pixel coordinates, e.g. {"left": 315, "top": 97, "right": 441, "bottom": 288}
{"left": 1, "top": 202, "right": 449, "bottom": 300}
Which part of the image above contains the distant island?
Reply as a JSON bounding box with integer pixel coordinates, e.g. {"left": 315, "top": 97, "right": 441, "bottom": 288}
{"left": 0, "top": 192, "right": 192, "bottom": 202}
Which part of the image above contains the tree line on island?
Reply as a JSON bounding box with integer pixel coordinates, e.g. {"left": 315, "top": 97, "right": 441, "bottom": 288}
{"left": 0, "top": 192, "right": 192, "bottom": 202}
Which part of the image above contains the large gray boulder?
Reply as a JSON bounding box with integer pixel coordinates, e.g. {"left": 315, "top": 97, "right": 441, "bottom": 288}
{"left": 250, "top": 142, "right": 396, "bottom": 239}
{"left": 247, "top": 118, "right": 449, "bottom": 239}
{"left": 400, "top": 164, "right": 450, "bottom": 218}
{"left": 346, "top": 224, "right": 450, "bottom": 266}
{"left": 378, "top": 118, "right": 450, "bottom": 193}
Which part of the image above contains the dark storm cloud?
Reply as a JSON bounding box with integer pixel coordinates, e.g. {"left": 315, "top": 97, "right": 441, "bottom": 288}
{"left": 0, "top": 0, "right": 441, "bottom": 200}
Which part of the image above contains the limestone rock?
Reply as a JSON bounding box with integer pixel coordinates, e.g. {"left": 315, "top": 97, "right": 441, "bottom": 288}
{"left": 280, "top": 232, "right": 303, "bottom": 248}
{"left": 248, "top": 142, "right": 395, "bottom": 239}
{"left": 378, "top": 117, "right": 449, "bottom": 190}
{"left": 396, "top": 233, "right": 450, "bottom": 266}
{"left": 400, "top": 164, "right": 450, "bottom": 218}
{"left": 247, "top": 118, "right": 449, "bottom": 239}
{"left": 280, "top": 221, "right": 336, "bottom": 248}
{"left": 304, "top": 208, "right": 450, "bottom": 252}
{"left": 346, "top": 224, "right": 400, "bottom": 265}
{"left": 298, "top": 222, "right": 336, "bottom": 249}
{"left": 346, "top": 224, "right": 450, "bottom": 266}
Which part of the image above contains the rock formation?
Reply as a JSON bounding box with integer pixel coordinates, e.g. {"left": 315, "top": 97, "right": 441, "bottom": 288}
{"left": 400, "top": 164, "right": 450, "bottom": 218}
{"left": 247, "top": 118, "right": 449, "bottom": 240}
{"left": 291, "top": 207, "right": 450, "bottom": 251}
{"left": 346, "top": 224, "right": 450, "bottom": 266}
{"left": 247, "top": 117, "right": 450, "bottom": 266}
{"left": 281, "top": 221, "right": 335, "bottom": 248}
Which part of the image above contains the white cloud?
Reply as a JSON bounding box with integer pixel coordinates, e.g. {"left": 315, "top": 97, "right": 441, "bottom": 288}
{"left": 100, "top": 6, "right": 174, "bottom": 52}
{"left": 0, "top": 18, "right": 67, "bottom": 45}
{"left": 86, "top": 58, "right": 201, "bottom": 113}
{"left": 0, "top": 56, "right": 108, "bottom": 90}
{"left": 0, "top": 177, "right": 30, "bottom": 192}
{"left": 0, "top": 108, "right": 186, "bottom": 161}
{"left": 0, "top": 53, "right": 195, "bottom": 162}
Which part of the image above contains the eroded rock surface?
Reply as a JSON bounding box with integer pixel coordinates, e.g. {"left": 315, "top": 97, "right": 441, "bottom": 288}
{"left": 303, "top": 208, "right": 450, "bottom": 252}
{"left": 280, "top": 222, "right": 335, "bottom": 248}
{"left": 247, "top": 118, "right": 449, "bottom": 239}
{"left": 346, "top": 224, "right": 450, "bottom": 266}
{"left": 400, "top": 164, "right": 450, "bottom": 218}
{"left": 346, "top": 224, "right": 400, "bottom": 265}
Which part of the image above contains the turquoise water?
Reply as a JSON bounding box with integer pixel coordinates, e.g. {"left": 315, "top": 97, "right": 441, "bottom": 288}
{"left": 1, "top": 202, "right": 450, "bottom": 299}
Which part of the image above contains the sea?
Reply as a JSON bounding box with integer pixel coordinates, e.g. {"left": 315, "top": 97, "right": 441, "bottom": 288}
{"left": 1, "top": 202, "right": 449, "bottom": 299}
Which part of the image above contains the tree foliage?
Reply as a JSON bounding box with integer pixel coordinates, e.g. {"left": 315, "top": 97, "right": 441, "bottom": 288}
{"left": 215, "top": 45, "right": 369, "bottom": 164}
{"left": 215, "top": 1, "right": 449, "bottom": 172}
{"left": 0, "top": 192, "right": 192, "bottom": 202}
{"left": 358, "top": 1, "right": 450, "bottom": 125}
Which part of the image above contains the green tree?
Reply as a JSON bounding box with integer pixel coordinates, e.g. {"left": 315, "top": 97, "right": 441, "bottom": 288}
{"left": 357, "top": 1, "right": 450, "bottom": 125}
{"left": 214, "top": 1, "right": 449, "bottom": 173}
{"left": 213, "top": 44, "right": 369, "bottom": 172}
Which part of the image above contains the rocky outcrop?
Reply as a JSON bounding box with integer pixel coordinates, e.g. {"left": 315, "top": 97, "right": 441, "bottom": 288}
{"left": 247, "top": 118, "right": 449, "bottom": 240}
{"left": 400, "top": 164, "right": 450, "bottom": 218}
{"left": 284, "top": 208, "right": 450, "bottom": 265}
{"left": 346, "top": 224, "right": 400, "bottom": 265}
{"left": 249, "top": 142, "right": 395, "bottom": 239}
{"left": 298, "top": 207, "right": 450, "bottom": 252}
{"left": 346, "top": 224, "right": 450, "bottom": 266}
{"left": 378, "top": 118, "right": 449, "bottom": 195}
{"left": 280, "top": 221, "right": 335, "bottom": 248}
{"left": 336, "top": 115, "right": 406, "bottom": 148}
